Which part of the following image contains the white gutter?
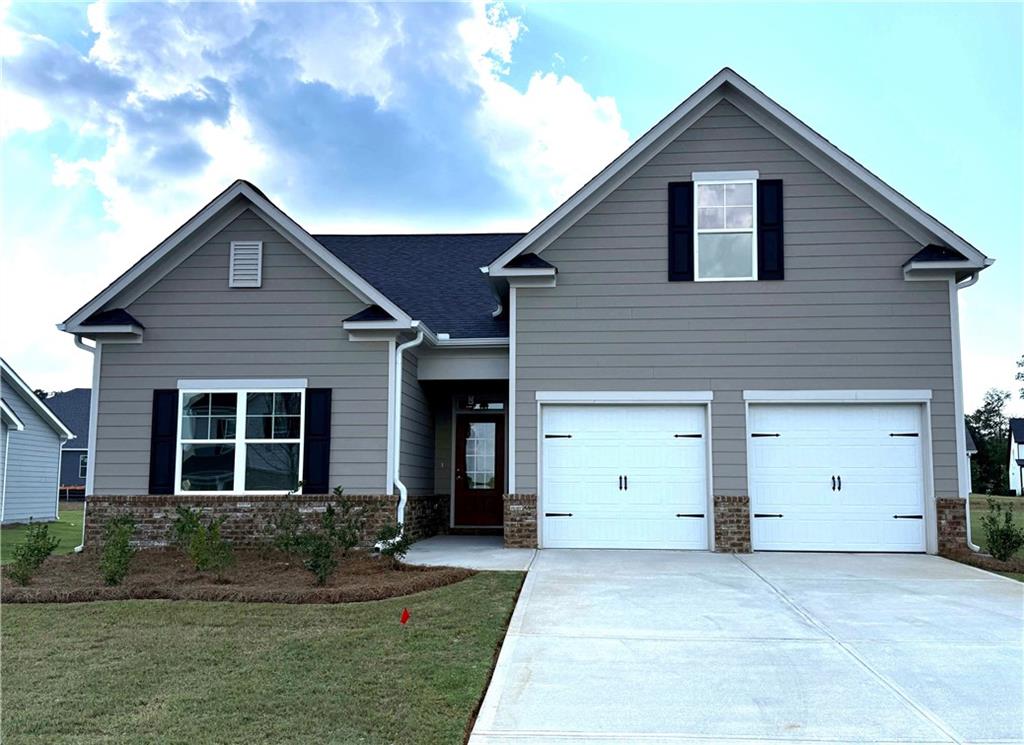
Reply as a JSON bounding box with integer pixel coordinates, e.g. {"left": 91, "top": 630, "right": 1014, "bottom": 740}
{"left": 951, "top": 272, "right": 981, "bottom": 553}
{"left": 72, "top": 334, "right": 98, "bottom": 552}
{"left": 380, "top": 323, "right": 424, "bottom": 547}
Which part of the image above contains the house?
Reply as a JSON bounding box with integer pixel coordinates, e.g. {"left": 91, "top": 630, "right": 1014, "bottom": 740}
{"left": 1, "top": 358, "right": 75, "bottom": 524}
{"left": 45, "top": 388, "right": 92, "bottom": 498}
{"left": 1010, "top": 418, "right": 1024, "bottom": 495}
{"left": 59, "top": 68, "right": 993, "bottom": 554}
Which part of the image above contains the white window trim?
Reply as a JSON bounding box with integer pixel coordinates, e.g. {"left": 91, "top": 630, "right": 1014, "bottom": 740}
{"left": 229, "top": 240, "right": 263, "bottom": 288}
{"left": 693, "top": 173, "right": 758, "bottom": 282}
{"left": 178, "top": 378, "right": 307, "bottom": 390}
{"left": 79, "top": 453, "right": 88, "bottom": 479}
{"left": 743, "top": 389, "right": 933, "bottom": 403}
{"left": 174, "top": 386, "right": 306, "bottom": 496}
{"left": 535, "top": 390, "right": 714, "bottom": 404}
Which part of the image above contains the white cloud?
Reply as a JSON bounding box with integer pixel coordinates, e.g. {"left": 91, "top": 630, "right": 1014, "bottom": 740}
{"left": 0, "top": 0, "right": 631, "bottom": 389}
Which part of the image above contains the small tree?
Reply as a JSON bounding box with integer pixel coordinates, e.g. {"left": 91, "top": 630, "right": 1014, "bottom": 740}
{"left": 7, "top": 522, "right": 60, "bottom": 585}
{"left": 100, "top": 516, "right": 136, "bottom": 586}
{"left": 980, "top": 501, "right": 1024, "bottom": 561}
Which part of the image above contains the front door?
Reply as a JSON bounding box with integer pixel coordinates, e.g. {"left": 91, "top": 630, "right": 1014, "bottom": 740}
{"left": 454, "top": 414, "right": 505, "bottom": 526}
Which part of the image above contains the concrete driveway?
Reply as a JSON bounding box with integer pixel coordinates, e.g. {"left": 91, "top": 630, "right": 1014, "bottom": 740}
{"left": 470, "top": 551, "right": 1023, "bottom": 744}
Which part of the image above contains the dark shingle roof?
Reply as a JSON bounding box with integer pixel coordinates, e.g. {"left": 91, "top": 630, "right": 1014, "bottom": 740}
{"left": 82, "top": 308, "right": 145, "bottom": 328}
{"left": 1010, "top": 418, "right": 1024, "bottom": 443}
{"left": 317, "top": 233, "right": 524, "bottom": 339}
{"left": 345, "top": 305, "right": 396, "bottom": 323}
{"left": 904, "top": 244, "right": 968, "bottom": 265}
{"left": 506, "top": 252, "right": 555, "bottom": 270}
{"left": 45, "top": 388, "right": 91, "bottom": 446}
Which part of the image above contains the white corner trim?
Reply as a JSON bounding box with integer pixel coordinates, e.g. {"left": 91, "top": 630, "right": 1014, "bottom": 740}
{"left": 489, "top": 68, "right": 990, "bottom": 269}
{"left": 535, "top": 391, "right": 714, "bottom": 404}
{"left": 507, "top": 286, "right": 517, "bottom": 493}
{"left": 0, "top": 399, "right": 25, "bottom": 430}
{"left": 385, "top": 338, "right": 396, "bottom": 496}
{"left": 948, "top": 278, "right": 970, "bottom": 500}
{"left": 85, "top": 340, "right": 101, "bottom": 497}
{"left": 0, "top": 359, "right": 75, "bottom": 439}
{"left": 692, "top": 170, "right": 759, "bottom": 182}
{"left": 177, "top": 378, "right": 308, "bottom": 390}
{"left": 743, "top": 389, "right": 933, "bottom": 403}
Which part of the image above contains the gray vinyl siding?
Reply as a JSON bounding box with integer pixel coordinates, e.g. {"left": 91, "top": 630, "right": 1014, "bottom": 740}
{"left": 93, "top": 209, "right": 390, "bottom": 495}
{"left": 60, "top": 450, "right": 87, "bottom": 487}
{"left": 399, "top": 348, "right": 435, "bottom": 496}
{"left": 515, "top": 99, "right": 958, "bottom": 498}
{"left": 1, "top": 387, "right": 61, "bottom": 523}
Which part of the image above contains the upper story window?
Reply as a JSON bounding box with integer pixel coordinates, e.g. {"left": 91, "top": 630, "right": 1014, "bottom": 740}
{"left": 694, "top": 175, "right": 756, "bottom": 281}
{"left": 176, "top": 388, "right": 304, "bottom": 494}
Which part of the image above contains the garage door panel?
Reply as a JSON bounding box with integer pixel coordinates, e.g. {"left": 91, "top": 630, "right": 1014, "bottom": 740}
{"left": 541, "top": 404, "right": 708, "bottom": 550}
{"left": 749, "top": 403, "right": 925, "bottom": 552}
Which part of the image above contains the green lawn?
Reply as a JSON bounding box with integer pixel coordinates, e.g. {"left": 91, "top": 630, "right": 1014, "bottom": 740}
{"left": 0, "top": 502, "right": 84, "bottom": 564}
{"left": 969, "top": 494, "right": 1024, "bottom": 581}
{"left": 1, "top": 571, "right": 523, "bottom": 745}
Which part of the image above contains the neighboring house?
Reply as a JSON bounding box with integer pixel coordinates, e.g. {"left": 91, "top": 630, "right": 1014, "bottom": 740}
{"left": 965, "top": 421, "right": 977, "bottom": 494}
{"left": 59, "top": 68, "right": 993, "bottom": 554}
{"left": 1, "top": 359, "right": 75, "bottom": 524}
{"left": 45, "top": 388, "right": 92, "bottom": 498}
{"left": 1010, "top": 419, "right": 1024, "bottom": 496}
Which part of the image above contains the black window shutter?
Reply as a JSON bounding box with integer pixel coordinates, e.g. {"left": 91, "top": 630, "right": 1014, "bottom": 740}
{"left": 302, "top": 388, "right": 332, "bottom": 494}
{"left": 668, "top": 182, "right": 694, "bottom": 281}
{"left": 148, "top": 390, "right": 179, "bottom": 495}
{"left": 757, "top": 179, "right": 784, "bottom": 280}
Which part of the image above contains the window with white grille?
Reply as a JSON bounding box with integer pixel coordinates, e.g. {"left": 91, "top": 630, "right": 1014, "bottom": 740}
{"left": 229, "top": 241, "right": 263, "bottom": 287}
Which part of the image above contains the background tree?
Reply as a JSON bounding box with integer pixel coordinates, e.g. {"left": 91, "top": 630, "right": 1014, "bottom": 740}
{"left": 1016, "top": 354, "right": 1023, "bottom": 400}
{"left": 967, "top": 388, "right": 1010, "bottom": 494}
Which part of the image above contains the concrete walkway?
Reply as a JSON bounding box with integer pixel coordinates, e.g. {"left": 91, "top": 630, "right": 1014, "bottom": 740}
{"left": 471, "top": 551, "right": 1024, "bottom": 744}
{"left": 404, "top": 535, "right": 535, "bottom": 571}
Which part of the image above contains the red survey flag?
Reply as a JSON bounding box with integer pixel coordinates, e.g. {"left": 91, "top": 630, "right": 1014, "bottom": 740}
{"left": 400, "top": 608, "right": 410, "bottom": 625}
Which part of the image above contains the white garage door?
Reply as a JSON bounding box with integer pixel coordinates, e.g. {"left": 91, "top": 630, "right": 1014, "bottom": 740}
{"left": 748, "top": 403, "right": 926, "bottom": 552}
{"left": 541, "top": 405, "right": 708, "bottom": 549}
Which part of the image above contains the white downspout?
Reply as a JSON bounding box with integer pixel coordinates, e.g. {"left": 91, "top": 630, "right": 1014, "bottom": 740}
{"left": 383, "top": 324, "right": 424, "bottom": 545}
{"left": 951, "top": 273, "right": 981, "bottom": 552}
{"left": 72, "top": 334, "right": 97, "bottom": 552}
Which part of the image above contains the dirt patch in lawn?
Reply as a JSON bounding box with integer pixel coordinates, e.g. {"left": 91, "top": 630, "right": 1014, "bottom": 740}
{"left": 944, "top": 549, "right": 1024, "bottom": 579}
{"left": 1, "top": 549, "right": 475, "bottom": 604}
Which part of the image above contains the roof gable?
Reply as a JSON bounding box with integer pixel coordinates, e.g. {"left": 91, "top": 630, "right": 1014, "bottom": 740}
{"left": 489, "top": 68, "right": 991, "bottom": 273}
{"left": 60, "top": 181, "right": 413, "bottom": 334}
{"left": 0, "top": 358, "right": 75, "bottom": 439}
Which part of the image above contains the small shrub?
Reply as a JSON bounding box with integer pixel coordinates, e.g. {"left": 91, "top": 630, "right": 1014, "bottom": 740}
{"left": 100, "top": 516, "right": 136, "bottom": 586}
{"left": 981, "top": 501, "right": 1024, "bottom": 562}
{"left": 269, "top": 507, "right": 304, "bottom": 554}
{"left": 7, "top": 522, "right": 60, "bottom": 586}
{"left": 301, "top": 533, "right": 338, "bottom": 586}
{"left": 172, "top": 507, "right": 234, "bottom": 574}
{"left": 269, "top": 489, "right": 367, "bottom": 586}
{"left": 376, "top": 523, "right": 411, "bottom": 564}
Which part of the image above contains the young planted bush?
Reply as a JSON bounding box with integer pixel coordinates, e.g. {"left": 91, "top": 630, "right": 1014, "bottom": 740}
{"left": 100, "top": 516, "right": 136, "bottom": 586}
{"left": 269, "top": 488, "right": 367, "bottom": 585}
{"left": 375, "top": 523, "right": 411, "bottom": 564}
{"left": 172, "top": 507, "right": 235, "bottom": 575}
{"left": 981, "top": 501, "right": 1024, "bottom": 562}
{"left": 6, "top": 522, "right": 60, "bottom": 585}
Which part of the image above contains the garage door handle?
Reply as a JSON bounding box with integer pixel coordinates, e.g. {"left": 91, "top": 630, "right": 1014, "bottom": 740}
{"left": 837, "top": 475, "right": 841, "bottom": 491}
{"left": 893, "top": 514, "right": 923, "bottom": 519}
{"left": 754, "top": 513, "right": 784, "bottom": 518}
{"left": 676, "top": 513, "right": 705, "bottom": 518}
{"left": 624, "top": 475, "right": 627, "bottom": 490}
{"left": 618, "top": 475, "right": 623, "bottom": 490}
{"left": 832, "top": 475, "right": 836, "bottom": 491}
{"left": 545, "top": 512, "right": 573, "bottom": 517}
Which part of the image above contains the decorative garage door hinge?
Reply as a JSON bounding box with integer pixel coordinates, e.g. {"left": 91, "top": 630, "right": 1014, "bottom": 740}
{"left": 751, "top": 433, "right": 781, "bottom": 438}
{"left": 544, "top": 434, "right": 572, "bottom": 439}
{"left": 892, "top": 514, "right": 923, "bottom": 519}
{"left": 673, "top": 433, "right": 703, "bottom": 438}
{"left": 889, "top": 432, "right": 919, "bottom": 437}
{"left": 753, "top": 513, "right": 784, "bottom": 518}
{"left": 544, "top": 512, "right": 573, "bottom": 517}
{"left": 675, "top": 513, "right": 705, "bottom": 518}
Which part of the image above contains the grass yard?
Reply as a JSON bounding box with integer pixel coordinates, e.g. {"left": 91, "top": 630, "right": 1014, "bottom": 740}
{"left": 1, "top": 571, "right": 523, "bottom": 744}
{"left": 969, "top": 494, "right": 1024, "bottom": 581}
{"left": 0, "top": 502, "right": 84, "bottom": 564}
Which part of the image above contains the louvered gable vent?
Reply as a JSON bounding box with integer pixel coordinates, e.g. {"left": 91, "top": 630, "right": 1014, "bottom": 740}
{"left": 229, "top": 241, "right": 263, "bottom": 287}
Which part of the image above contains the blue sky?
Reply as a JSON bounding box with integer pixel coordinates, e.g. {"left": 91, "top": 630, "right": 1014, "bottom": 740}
{"left": 1, "top": 1, "right": 1021, "bottom": 413}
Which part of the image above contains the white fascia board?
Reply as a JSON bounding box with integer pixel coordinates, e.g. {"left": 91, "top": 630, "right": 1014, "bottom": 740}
{"left": 342, "top": 319, "right": 415, "bottom": 331}
{"left": 0, "top": 359, "right": 76, "bottom": 439}
{"left": 536, "top": 391, "right": 714, "bottom": 404}
{"left": 59, "top": 324, "right": 144, "bottom": 337}
{"left": 62, "top": 180, "right": 413, "bottom": 331}
{"left": 178, "top": 378, "right": 308, "bottom": 390}
{"left": 744, "top": 389, "right": 933, "bottom": 403}
{"left": 488, "top": 266, "right": 557, "bottom": 278}
{"left": 489, "top": 68, "right": 990, "bottom": 271}
{"left": 0, "top": 399, "right": 25, "bottom": 431}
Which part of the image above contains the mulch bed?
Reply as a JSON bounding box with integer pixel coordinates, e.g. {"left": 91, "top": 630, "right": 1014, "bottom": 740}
{"left": 1, "top": 549, "right": 475, "bottom": 604}
{"left": 944, "top": 549, "right": 1024, "bottom": 576}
